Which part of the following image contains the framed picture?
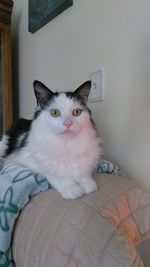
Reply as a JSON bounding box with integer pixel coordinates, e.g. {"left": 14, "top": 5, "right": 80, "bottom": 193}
{"left": 28, "top": 0, "right": 73, "bottom": 33}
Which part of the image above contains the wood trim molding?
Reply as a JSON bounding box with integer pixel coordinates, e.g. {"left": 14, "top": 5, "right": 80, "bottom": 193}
{"left": 0, "top": 0, "right": 13, "bottom": 131}
{"left": 1, "top": 24, "right": 13, "bottom": 129}
{"left": 0, "top": 0, "right": 13, "bottom": 24}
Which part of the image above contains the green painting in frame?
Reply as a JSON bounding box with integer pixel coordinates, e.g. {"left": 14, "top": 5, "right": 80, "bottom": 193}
{"left": 29, "top": 0, "right": 73, "bottom": 33}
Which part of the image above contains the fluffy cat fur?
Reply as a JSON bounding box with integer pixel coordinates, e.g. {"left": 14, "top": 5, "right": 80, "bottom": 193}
{"left": 0, "top": 80, "right": 102, "bottom": 199}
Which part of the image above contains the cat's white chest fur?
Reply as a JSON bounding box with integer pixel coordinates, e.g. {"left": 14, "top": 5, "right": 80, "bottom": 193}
{"left": 6, "top": 117, "right": 101, "bottom": 199}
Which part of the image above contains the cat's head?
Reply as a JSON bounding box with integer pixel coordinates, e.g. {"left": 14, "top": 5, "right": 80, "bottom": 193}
{"left": 33, "top": 80, "right": 92, "bottom": 136}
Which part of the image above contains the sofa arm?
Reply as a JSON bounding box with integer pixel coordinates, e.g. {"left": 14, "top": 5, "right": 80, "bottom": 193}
{"left": 13, "top": 173, "right": 150, "bottom": 267}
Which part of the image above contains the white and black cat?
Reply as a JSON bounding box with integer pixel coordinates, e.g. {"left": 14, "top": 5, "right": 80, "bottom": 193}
{"left": 0, "top": 80, "right": 102, "bottom": 199}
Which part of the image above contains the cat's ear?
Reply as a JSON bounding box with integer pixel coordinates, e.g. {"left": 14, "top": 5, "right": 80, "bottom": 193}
{"left": 33, "top": 80, "right": 53, "bottom": 108}
{"left": 74, "top": 81, "right": 91, "bottom": 104}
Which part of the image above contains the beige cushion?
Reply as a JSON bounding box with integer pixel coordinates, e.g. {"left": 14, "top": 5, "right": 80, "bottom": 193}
{"left": 13, "top": 173, "right": 150, "bottom": 267}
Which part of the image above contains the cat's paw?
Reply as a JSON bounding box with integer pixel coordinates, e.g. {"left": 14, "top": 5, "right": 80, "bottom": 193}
{"left": 81, "top": 178, "right": 98, "bottom": 194}
{"left": 61, "top": 184, "right": 84, "bottom": 199}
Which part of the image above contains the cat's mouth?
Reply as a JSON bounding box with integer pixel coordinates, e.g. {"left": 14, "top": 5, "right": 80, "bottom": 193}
{"left": 61, "top": 128, "right": 74, "bottom": 135}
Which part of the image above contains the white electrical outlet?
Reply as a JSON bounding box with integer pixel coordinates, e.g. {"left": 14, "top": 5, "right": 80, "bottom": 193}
{"left": 89, "top": 70, "right": 104, "bottom": 102}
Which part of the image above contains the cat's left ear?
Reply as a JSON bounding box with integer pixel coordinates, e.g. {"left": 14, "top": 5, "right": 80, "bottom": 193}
{"left": 74, "top": 81, "right": 91, "bottom": 104}
{"left": 33, "top": 80, "right": 53, "bottom": 108}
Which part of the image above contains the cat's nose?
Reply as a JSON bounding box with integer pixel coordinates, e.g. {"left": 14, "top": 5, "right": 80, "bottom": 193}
{"left": 63, "top": 120, "right": 73, "bottom": 128}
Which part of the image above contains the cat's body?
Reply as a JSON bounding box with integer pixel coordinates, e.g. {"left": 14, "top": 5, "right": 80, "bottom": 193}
{"left": 0, "top": 81, "right": 102, "bottom": 199}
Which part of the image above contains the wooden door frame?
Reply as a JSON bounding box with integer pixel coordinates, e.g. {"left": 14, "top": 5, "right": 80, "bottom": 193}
{"left": 0, "top": 0, "right": 13, "bottom": 131}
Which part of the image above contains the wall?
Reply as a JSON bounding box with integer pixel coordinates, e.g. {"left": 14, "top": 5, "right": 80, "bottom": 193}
{"left": 12, "top": 0, "right": 150, "bottom": 189}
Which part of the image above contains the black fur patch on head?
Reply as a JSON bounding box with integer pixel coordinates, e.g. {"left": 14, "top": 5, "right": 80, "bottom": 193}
{"left": 33, "top": 80, "right": 91, "bottom": 107}
{"left": 33, "top": 80, "right": 91, "bottom": 117}
{"left": 73, "top": 93, "right": 87, "bottom": 107}
{"left": 33, "top": 91, "right": 62, "bottom": 119}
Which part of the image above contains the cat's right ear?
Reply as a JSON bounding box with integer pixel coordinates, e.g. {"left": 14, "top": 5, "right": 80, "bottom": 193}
{"left": 74, "top": 81, "right": 91, "bottom": 104}
{"left": 33, "top": 80, "right": 53, "bottom": 108}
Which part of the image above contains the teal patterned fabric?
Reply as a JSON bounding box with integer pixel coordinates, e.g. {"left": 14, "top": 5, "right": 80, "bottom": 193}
{"left": 95, "top": 159, "right": 126, "bottom": 176}
{"left": 0, "top": 160, "right": 125, "bottom": 266}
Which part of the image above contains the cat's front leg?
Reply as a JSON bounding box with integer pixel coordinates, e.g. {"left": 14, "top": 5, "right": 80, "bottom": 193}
{"left": 47, "top": 176, "right": 84, "bottom": 199}
{"left": 61, "top": 183, "right": 84, "bottom": 200}
{"left": 79, "top": 176, "right": 98, "bottom": 194}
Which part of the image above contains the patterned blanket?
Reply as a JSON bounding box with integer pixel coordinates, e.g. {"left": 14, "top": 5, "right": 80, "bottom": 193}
{"left": 0, "top": 160, "right": 125, "bottom": 266}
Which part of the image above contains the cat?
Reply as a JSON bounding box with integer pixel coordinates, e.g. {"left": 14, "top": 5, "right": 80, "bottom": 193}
{"left": 0, "top": 80, "right": 102, "bottom": 199}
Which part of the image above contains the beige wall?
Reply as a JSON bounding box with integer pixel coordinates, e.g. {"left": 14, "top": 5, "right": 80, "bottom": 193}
{"left": 12, "top": 0, "right": 150, "bottom": 189}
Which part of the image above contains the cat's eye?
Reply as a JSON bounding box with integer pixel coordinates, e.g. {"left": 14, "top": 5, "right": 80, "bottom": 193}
{"left": 50, "top": 109, "right": 61, "bottom": 117}
{"left": 72, "top": 109, "right": 82, "bottom": 116}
